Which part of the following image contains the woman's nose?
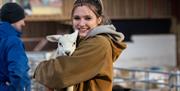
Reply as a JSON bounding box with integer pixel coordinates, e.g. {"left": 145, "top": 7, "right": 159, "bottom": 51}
{"left": 78, "top": 19, "right": 86, "bottom": 26}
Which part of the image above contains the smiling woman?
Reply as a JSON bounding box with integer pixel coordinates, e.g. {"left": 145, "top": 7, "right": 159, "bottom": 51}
{"left": 33, "top": 0, "right": 126, "bottom": 91}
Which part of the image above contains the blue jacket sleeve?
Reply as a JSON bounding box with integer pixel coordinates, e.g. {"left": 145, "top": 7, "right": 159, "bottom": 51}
{"left": 6, "top": 37, "right": 31, "bottom": 91}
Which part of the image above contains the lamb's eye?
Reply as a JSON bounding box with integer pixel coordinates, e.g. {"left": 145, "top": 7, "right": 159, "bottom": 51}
{"left": 73, "top": 42, "right": 76, "bottom": 46}
{"left": 59, "top": 43, "right": 63, "bottom": 46}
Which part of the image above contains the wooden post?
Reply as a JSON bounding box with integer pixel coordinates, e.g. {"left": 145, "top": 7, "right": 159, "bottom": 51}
{"left": 177, "top": 24, "right": 180, "bottom": 69}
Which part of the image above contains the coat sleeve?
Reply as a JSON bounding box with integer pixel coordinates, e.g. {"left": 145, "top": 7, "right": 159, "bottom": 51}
{"left": 6, "top": 37, "right": 31, "bottom": 91}
{"left": 34, "top": 36, "right": 111, "bottom": 89}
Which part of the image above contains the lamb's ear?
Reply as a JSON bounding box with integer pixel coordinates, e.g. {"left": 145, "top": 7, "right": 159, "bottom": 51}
{"left": 46, "top": 35, "right": 60, "bottom": 42}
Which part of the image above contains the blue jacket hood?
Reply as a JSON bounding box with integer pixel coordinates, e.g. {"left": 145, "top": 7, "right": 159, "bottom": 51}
{"left": 0, "top": 22, "right": 21, "bottom": 37}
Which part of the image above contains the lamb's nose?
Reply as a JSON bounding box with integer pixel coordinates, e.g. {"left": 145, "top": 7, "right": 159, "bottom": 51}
{"left": 65, "top": 51, "right": 71, "bottom": 56}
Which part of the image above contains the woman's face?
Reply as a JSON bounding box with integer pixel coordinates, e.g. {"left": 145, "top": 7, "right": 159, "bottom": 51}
{"left": 72, "top": 5, "right": 102, "bottom": 37}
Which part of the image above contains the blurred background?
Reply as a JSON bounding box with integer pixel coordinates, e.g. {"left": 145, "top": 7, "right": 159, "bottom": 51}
{"left": 0, "top": 0, "right": 180, "bottom": 91}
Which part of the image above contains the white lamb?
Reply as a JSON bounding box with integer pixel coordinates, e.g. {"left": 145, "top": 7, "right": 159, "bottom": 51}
{"left": 45, "top": 30, "right": 78, "bottom": 59}
{"left": 45, "top": 30, "right": 78, "bottom": 91}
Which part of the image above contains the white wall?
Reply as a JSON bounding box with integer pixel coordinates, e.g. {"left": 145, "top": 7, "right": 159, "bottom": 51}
{"left": 114, "top": 34, "right": 176, "bottom": 68}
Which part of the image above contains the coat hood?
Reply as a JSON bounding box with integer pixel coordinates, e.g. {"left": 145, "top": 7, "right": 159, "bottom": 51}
{"left": 87, "top": 25, "right": 127, "bottom": 61}
{"left": 87, "top": 24, "right": 124, "bottom": 42}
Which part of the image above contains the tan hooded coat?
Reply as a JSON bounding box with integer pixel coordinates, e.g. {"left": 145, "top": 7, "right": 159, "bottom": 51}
{"left": 33, "top": 25, "right": 127, "bottom": 91}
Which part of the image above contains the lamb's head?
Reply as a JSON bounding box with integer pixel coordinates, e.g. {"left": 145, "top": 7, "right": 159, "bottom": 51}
{"left": 46, "top": 31, "right": 78, "bottom": 56}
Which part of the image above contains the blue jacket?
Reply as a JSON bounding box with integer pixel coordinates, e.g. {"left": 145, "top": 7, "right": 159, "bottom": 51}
{"left": 0, "top": 22, "right": 31, "bottom": 91}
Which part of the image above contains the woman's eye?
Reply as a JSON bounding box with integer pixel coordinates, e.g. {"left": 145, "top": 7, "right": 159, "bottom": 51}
{"left": 85, "top": 17, "right": 91, "bottom": 20}
{"left": 73, "top": 16, "right": 80, "bottom": 20}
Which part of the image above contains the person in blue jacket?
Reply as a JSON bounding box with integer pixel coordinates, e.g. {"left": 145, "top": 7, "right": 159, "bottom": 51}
{"left": 0, "top": 2, "right": 31, "bottom": 91}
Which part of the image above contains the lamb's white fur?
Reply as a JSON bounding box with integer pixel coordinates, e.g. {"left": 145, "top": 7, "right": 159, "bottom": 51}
{"left": 45, "top": 30, "right": 78, "bottom": 91}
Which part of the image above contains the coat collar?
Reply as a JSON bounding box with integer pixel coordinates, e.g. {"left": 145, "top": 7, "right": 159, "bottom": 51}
{"left": 0, "top": 22, "right": 22, "bottom": 37}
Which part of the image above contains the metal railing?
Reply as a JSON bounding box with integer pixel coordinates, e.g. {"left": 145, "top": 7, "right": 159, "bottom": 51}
{"left": 113, "top": 67, "right": 180, "bottom": 91}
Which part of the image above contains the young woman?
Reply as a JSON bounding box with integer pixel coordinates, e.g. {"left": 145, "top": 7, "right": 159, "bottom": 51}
{"left": 34, "top": 0, "right": 126, "bottom": 91}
